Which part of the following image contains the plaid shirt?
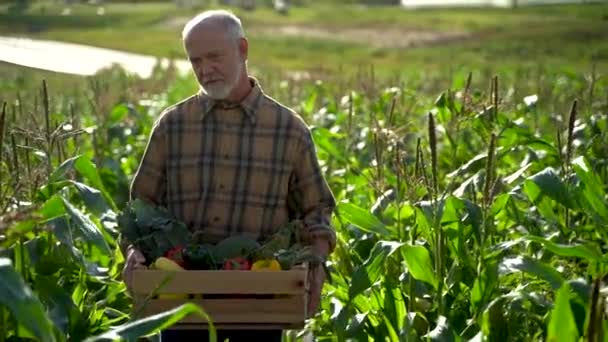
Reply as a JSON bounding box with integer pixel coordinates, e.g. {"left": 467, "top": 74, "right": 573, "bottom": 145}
{"left": 129, "top": 78, "right": 336, "bottom": 251}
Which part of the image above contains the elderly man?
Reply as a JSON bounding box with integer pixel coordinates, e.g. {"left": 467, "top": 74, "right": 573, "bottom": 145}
{"left": 121, "top": 9, "right": 336, "bottom": 342}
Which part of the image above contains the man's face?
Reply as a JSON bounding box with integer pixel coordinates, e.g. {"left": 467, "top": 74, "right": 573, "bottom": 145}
{"left": 184, "top": 23, "right": 244, "bottom": 100}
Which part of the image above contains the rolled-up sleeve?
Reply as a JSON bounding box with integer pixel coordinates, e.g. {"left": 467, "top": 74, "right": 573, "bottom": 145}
{"left": 288, "top": 128, "right": 337, "bottom": 254}
{"left": 130, "top": 117, "right": 168, "bottom": 206}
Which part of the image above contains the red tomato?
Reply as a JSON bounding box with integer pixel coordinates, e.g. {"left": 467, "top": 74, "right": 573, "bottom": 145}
{"left": 223, "top": 257, "right": 251, "bottom": 270}
{"left": 164, "top": 245, "right": 185, "bottom": 267}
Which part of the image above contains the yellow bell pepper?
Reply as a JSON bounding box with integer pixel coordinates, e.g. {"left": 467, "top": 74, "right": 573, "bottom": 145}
{"left": 154, "top": 257, "right": 185, "bottom": 271}
{"left": 158, "top": 293, "right": 188, "bottom": 299}
{"left": 153, "top": 257, "right": 186, "bottom": 298}
{"left": 251, "top": 259, "right": 282, "bottom": 271}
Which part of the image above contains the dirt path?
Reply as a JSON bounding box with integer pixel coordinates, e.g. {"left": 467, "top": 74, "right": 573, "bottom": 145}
{"left": 0, "top": 36, "right": 192, "bottom": 78}
{"left": 249, "top": 25, "right": 470, "bottom": 48}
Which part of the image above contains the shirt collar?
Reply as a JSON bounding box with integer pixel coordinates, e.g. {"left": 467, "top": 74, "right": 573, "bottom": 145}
{"left": 197, "top": 77, "right": 263, "bottom": 124}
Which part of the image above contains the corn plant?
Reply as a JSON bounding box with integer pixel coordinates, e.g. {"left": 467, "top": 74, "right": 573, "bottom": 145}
{"left": 0, "top": 64, "right": 606, "bottom": 341}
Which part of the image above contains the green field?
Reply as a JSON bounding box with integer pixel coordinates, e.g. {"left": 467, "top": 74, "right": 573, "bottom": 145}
{"left": 1, "top": 1, "right": 608, "bottom": 341}
{"left": 2, "top": 1, "right": 608, "bottom": 79}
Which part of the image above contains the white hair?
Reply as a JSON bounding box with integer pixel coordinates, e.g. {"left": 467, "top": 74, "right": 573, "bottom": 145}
{"left": 182, "top": 10, "right": 245, "bottom": 43}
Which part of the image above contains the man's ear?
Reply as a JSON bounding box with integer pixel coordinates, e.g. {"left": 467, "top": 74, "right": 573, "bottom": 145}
{"left": 238, "top": 37, "right": 248, "bottom": 61}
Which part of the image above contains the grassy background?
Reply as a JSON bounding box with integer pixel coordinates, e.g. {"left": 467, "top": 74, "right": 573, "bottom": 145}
{"left": 1, "top": 1, "right": 607, "bottom": 84}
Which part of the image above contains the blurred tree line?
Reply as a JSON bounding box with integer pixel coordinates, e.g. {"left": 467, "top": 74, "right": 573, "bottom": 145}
{"left": 1, "top": 0, "right": 401, "bottom": 14}
{"left": 0, "top": 0, "right": 401, "bottom": 8}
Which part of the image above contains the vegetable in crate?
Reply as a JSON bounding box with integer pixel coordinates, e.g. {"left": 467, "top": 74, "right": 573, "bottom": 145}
{"left": 182, "top": 243, "right": 217, "bottom": 270}
{"left": 164, "top": 245, "right": 185, "bottom": 267}
{"left": 251, "top": 259, "right": 281, "bottom": 271}
{"left": 223, "top": 257, "right": 251, "bottom": 270}
{"left": 252, "top": 220, "right": 303, "bottom": 262}
{"left": 117, "top": 199, "right": 191, "bottom": 265}
{"left": 213, "top": 234, "right": 260, "bottom": 263}
{"left": 250, "top": 220, "right": 325, "bottom": 270}
{"left": 151, "top": 257, "right": 188, "bottom": 299}
{"left": 153, "top": 257, "right": 185, "bottom": 271}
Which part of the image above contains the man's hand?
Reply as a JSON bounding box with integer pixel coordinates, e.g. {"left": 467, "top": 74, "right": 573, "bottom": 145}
{"left": 307, "top": 264, "right": 326, "bottom": 318}
{"left": 122, "top": 246, "right": 147, "bottom": 293}
{"left": 307, "top": 238, "right": 331, "bottom": 318}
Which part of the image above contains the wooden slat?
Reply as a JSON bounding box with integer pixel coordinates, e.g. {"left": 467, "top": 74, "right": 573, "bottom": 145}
{"left": 166, "top": 323, "right": 304, "bottom": 330}
{"left": 131, "top": 269, "right": 306, "bottom": 295}
{"left": 135, "top": 297, "right": 305, "bottom": 325}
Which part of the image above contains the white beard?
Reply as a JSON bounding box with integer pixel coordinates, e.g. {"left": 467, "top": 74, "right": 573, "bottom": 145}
{"left": 202, "top": 61, "right": 243, "bottom": 100}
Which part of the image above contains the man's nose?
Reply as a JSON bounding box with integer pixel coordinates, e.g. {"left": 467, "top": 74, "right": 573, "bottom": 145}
{"left": 201, "top": 63, "right": 214, "bottom": 74}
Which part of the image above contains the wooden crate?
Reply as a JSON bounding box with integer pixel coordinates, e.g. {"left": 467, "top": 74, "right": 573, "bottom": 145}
{"left": 131, "top": 264, "right": 309, "bottom": 330}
